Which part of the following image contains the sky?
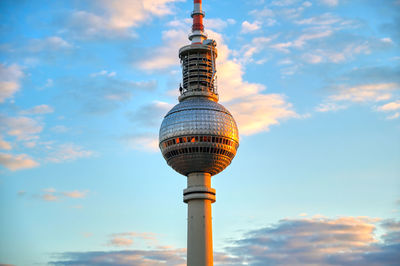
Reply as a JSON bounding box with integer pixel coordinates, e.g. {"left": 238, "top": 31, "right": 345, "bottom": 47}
{"left": 0, "top": 0, "right": 399, "bottom": 265}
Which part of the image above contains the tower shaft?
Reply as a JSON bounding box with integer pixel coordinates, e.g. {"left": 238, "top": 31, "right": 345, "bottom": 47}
{"left": 184, "top": 172, "right": 215, "bottom": 266}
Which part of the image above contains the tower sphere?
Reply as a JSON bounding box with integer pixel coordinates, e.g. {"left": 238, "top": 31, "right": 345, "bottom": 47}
{"left": 159, "top": 97, "right": 239, "bottom": 176}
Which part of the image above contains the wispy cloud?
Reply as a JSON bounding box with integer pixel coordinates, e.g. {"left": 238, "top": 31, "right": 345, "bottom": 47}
{"left": 319, "top": 0, "right": 339, "bottom": 7}
{"left": 316, "top": 82, "right": 400, "bottom": 118}
{"left": 28, "top": 36, "right": 74, "bottom": 52}
{"left": 108, "top": 232, "right": 158, "bottom": 247}
{"left": 0, "top": 153, "right": 39, "bottom": 171}
{"left": 377, "top": 100, "right": 400, "bottom": 112}
{"left": 63, "top": 0, "right": 183, "bottom": 39}
{"left": 46, "top": 144, "right": 94, "bottom": 163}
{"left": 0, "top": 136, "right": 12, "bottom": 150}
{"left": 50, "top": 247, "right": 187, "bottom": 266}
{"left": 64, "top": 76, "right": 157, "bottom": 114}
{"left": 328, "top": 83, "right": 398, "bottom": 103}
{"left": 20, "top": 104, "right": 54, "bottom": 115}
{"left": 0, "top": 63, "right": 24, "bottom": 103}
{"left": 32, "top": 188, "right": 89, "bottom": 202}
{"left": 121, "top": 133, "right": 159, "bottom": 152}
{"left": 241, "top": 21, "right": 262, "bottom": 33}
{"left": 90, "top": 70, "right": 116, "bottom": 78}
{"left": 137, "top": 29, "right": 188, "bottom": 71}
{"left": 0, "top": 115, "right": 43, "bottom": 141}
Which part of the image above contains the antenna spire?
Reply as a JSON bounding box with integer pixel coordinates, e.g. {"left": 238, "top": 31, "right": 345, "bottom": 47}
{"left": 189, "top": 0, "right": 207, "bottom": 44}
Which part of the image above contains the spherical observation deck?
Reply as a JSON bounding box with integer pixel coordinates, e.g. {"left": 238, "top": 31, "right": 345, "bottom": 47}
{"left": 159, "top": 97, "right": 239, "bottom": 176}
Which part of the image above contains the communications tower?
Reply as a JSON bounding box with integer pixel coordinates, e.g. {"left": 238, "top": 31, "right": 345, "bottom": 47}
{"left": 159, "top": 0, "right": 239, "bottom": 265}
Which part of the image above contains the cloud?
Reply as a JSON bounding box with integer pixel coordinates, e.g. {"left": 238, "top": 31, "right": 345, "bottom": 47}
{"left": 121, "top": 133, "right": 159, "bottom": 152}
{"left": 31, "top": 188, "right": 89, "bottom": 202}
{"left": 62, "top": 190, "right": 88, "bottom": 199}
{"left": 42, "top": 193, "right": 59, "bottom": 202}
{"left": 386, "top": 112, "right": 399, "bottom": 120}
{"left": 108, "top": 232, "right": 158, "bottom": 247}
{"left": 49, "top": 217, "right": 400, "bottom": 266}
{"left": 241, "top": 21, "right": 261, "bottom": 33}
{"left": 205, "top": 18, "right": 236, "bottom": 31}
{"left": 49, "top": 248, "right": 187, "bottom": 266}
{"left": 226, "top": 217, "right": 399, "bottom": 265}
{"left": 0, "top": 115, "right": 43, "bottom": 141}
{"left": 316, "top": 83, "right": 400, "bottom": 116}
{"left": 0, "top": 63, "right": 24, "bottom": 103}
{"left": 320, "top": 0, "right": 339, "bottom": 7}
{"left": 315, "top": 102, "right": 348, "bottom": 112}
{"left": 0, "top": 136, "right": 12, "bottom": 150}
{"left": 29, "top": 36, "right": 73, "bottom": 52}
{"left": 64, "top": 0, "right": 183, "bottom": 39}
{"left": 271, "top": 0, "right": 299, "bottom": 6}
{"left": 139, "top": 22, "right": 299, "bottom": 136}
{"left": 377, "top": 100, "right": 400, "bottom": 112}
{"left": 137, "top": 29, "right": 188, "bottom": 71}
{"left": 227, "top": 94, "right": 299, "bottom": 135}
{"left": 20, "top": 104, "right": 54, "bottom": 115}
{"left": 90, "top": 70, "right": 116, "bottom": 77}
{"left": 0, "top": 153, "right": 39, "bottom": 171}
{"left": 46, "top": 144, "right": 94, "bottom": 163}
{"left": 328, "top": 83, "right": 398, "bottom": 103}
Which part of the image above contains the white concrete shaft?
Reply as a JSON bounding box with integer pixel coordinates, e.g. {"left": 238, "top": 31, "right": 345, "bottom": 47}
{"left": 186, "top": 172, "right": 214, "bottom": 266}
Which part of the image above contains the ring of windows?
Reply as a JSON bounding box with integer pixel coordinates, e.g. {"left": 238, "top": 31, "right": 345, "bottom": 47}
{"left": 161, "top": 135, "right": 237, "bottom": 149}
{"left": 164, "top": 146, "right": 235, "bottom": 160}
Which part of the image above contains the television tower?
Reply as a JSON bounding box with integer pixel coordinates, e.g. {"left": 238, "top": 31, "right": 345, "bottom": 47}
{"left": 159, "top": 0, "right": 239, "bottom": 265}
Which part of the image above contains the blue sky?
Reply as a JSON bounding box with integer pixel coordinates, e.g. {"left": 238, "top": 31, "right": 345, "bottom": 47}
{"left": 0, "top": 0, "right": 399, "bottom": 265}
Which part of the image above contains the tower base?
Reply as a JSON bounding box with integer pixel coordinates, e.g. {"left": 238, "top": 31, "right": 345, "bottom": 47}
{"left": 184, "top": 172, "right": 215, "bottom": 266}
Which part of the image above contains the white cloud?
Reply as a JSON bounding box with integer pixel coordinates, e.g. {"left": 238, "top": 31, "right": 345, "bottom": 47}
{"left": 205, "top": 18, "right": 235, "bottom": 31}
{"left": 315, "top": 102, "right": 347, "bottom": 112}
{"left": 108, "top": 232, "right": 157, "bottom": 247}
{"left": 227, "top": 94, "right": 298, "bottom": 135}
{"left": 0, "top": 115, "right": 43, "bottom": 141}
{"left": 20, "top": 104, "right": 54, "bottom": 115}
{"left": 270, "top": 30, "right": 333, "bottom": 54}
{"left": 0, "top": 136, "right": 12, "bottom": 150}
{"left": 320, "top": 0, "right": 339, "bottom": 7}
{"left": 122, "top": 133, "right": 159, "bottom": 152}
{"left": 317, "top": 83, "right": 400, "bottom": 115}
{"left": 241, "top": 21, "right": 261, "bottom": 33}
{"left": 138, "top": 29, "right": 188, "bottom": 71}
{"left": 329, "top": 83, "right": 398, "bottom": 103}
{"left": 62, "top": 190, "right": 89, "bottom": 198}
{"left": 26, "top": 188, "right": 89, "bottom": 202}
{"left": 271, "top": 0, "right": 299, "bottom": 6}
{"left": 0, "top": 64, "right": 24, "bottom": 103}
{"left": 386, "top": 112, "right": 399, "bottom": 120}
{"left": 46, "top": 144, "right": 94, "bottom": 163}
{"left": 139, "top": 23, "right": 299, "bottom": 136}
{"left": 29, "top": 36, "right": 73, "bottom": 52}
{"left": 0, "top": 153, "right": 39, "bottom": 171}
{"left": 90, "top": 70, "right": 116, "bottom": 77}
{"left": 377, "top": 100, "right": 400, "bottom": 112}
{"left": 51, "top": 125, "right": 68, "bottom": 133}
{"left": 66, "top": 0, "right": 183, "bottom": 38}
{"left": 42, "top": 193, "right": 59, "bottom": 202}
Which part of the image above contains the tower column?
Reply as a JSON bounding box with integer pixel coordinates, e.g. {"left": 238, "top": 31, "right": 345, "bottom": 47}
{"left": 183, "top": 172, "right": 215, "bottom": 266}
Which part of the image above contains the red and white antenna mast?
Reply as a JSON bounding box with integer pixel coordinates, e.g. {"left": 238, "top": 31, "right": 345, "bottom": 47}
{"left": 189, "top": 0, "right": 207, "bottom": 44}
